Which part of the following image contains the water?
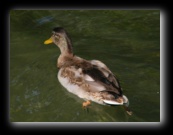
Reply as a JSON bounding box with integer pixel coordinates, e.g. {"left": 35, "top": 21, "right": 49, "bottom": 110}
{"left": 10, "top": 10, "right": 160, "bottom": 122}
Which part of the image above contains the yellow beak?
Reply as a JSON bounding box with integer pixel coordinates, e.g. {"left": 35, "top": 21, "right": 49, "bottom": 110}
{"left": 44, "top": 37, "right": 53, "bottom": 45}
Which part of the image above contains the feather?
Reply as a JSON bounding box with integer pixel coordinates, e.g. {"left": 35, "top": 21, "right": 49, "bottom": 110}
{"left": 103, "top": 100, "right": 123, "bottom": 105}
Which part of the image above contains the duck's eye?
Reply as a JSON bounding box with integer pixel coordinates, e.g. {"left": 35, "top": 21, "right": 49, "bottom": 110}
{"left": 52, "top": 31, "right": 59, "bottom": 37}
{"left": 53, "top": 34, "right": 60, "bottom": 42}
{"left": 53, "top": 34, "right": 60, "bottom": 38}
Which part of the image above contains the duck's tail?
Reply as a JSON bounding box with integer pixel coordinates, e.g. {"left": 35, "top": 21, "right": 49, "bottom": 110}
{"left": 103, "top": 94, "right": 129, "bottom": 105}
{"left": 122, "top": 95, "right": 129, "bottom": 104}
{"left": 122, "top": 95, "right": 133, "bottom": 115}
{"left": 103, "top": 94, "right": 132, "bottom": 115}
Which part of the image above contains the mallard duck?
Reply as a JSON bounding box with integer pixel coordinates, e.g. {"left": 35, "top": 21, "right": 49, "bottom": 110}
{"left": 44, "top": 27, "right": 132, "bottom": 115}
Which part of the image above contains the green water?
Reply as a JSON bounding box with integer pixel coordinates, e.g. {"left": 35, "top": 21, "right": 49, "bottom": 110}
{"left": 10, "top": 10, "right": 160, "bottom": 122}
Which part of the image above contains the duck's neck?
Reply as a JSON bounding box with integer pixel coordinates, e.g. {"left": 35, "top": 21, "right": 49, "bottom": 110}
{"left": 57, "top": 41, "right": 73, "bottom": 68}
{"left": 58, "top": 36, "right": 73, "bottom": 56}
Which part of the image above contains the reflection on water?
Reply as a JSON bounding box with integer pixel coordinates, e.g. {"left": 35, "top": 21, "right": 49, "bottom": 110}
{"left": 35, "top": 16, "right": 54, "bottom": 25}
{"left": 10, "top": 10, "right": 160, "bottom": 122}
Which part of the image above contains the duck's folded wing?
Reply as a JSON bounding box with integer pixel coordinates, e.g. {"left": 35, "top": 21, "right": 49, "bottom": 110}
{"left": 90, "top": 60, "right": 121, "bottom": 88}
{"left": 82, "top": 60, "right": 123, "bottom": 96}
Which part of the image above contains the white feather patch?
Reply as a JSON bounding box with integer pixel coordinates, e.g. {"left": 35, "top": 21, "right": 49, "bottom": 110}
{"left": 103, "top": 100, "right": 123, "bottom": 105}
{"left": 84, "top": 74, "right": 95, "bottom": 81}
{"left": 122, "top": 95, "right": 128, "bottom": 103}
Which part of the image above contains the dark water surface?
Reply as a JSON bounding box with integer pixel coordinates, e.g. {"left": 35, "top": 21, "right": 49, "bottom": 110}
{"left": 10, "top": 10, "right": 160, "bottom": 122}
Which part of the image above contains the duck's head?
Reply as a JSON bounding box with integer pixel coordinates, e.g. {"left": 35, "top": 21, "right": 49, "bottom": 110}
{"left": 44, "top": 27, "right": 73, "bottom": 54}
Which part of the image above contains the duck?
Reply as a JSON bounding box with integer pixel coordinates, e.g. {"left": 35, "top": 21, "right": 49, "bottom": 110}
{"left": 44, "top": 27, "right": 132, "bottom": 115}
